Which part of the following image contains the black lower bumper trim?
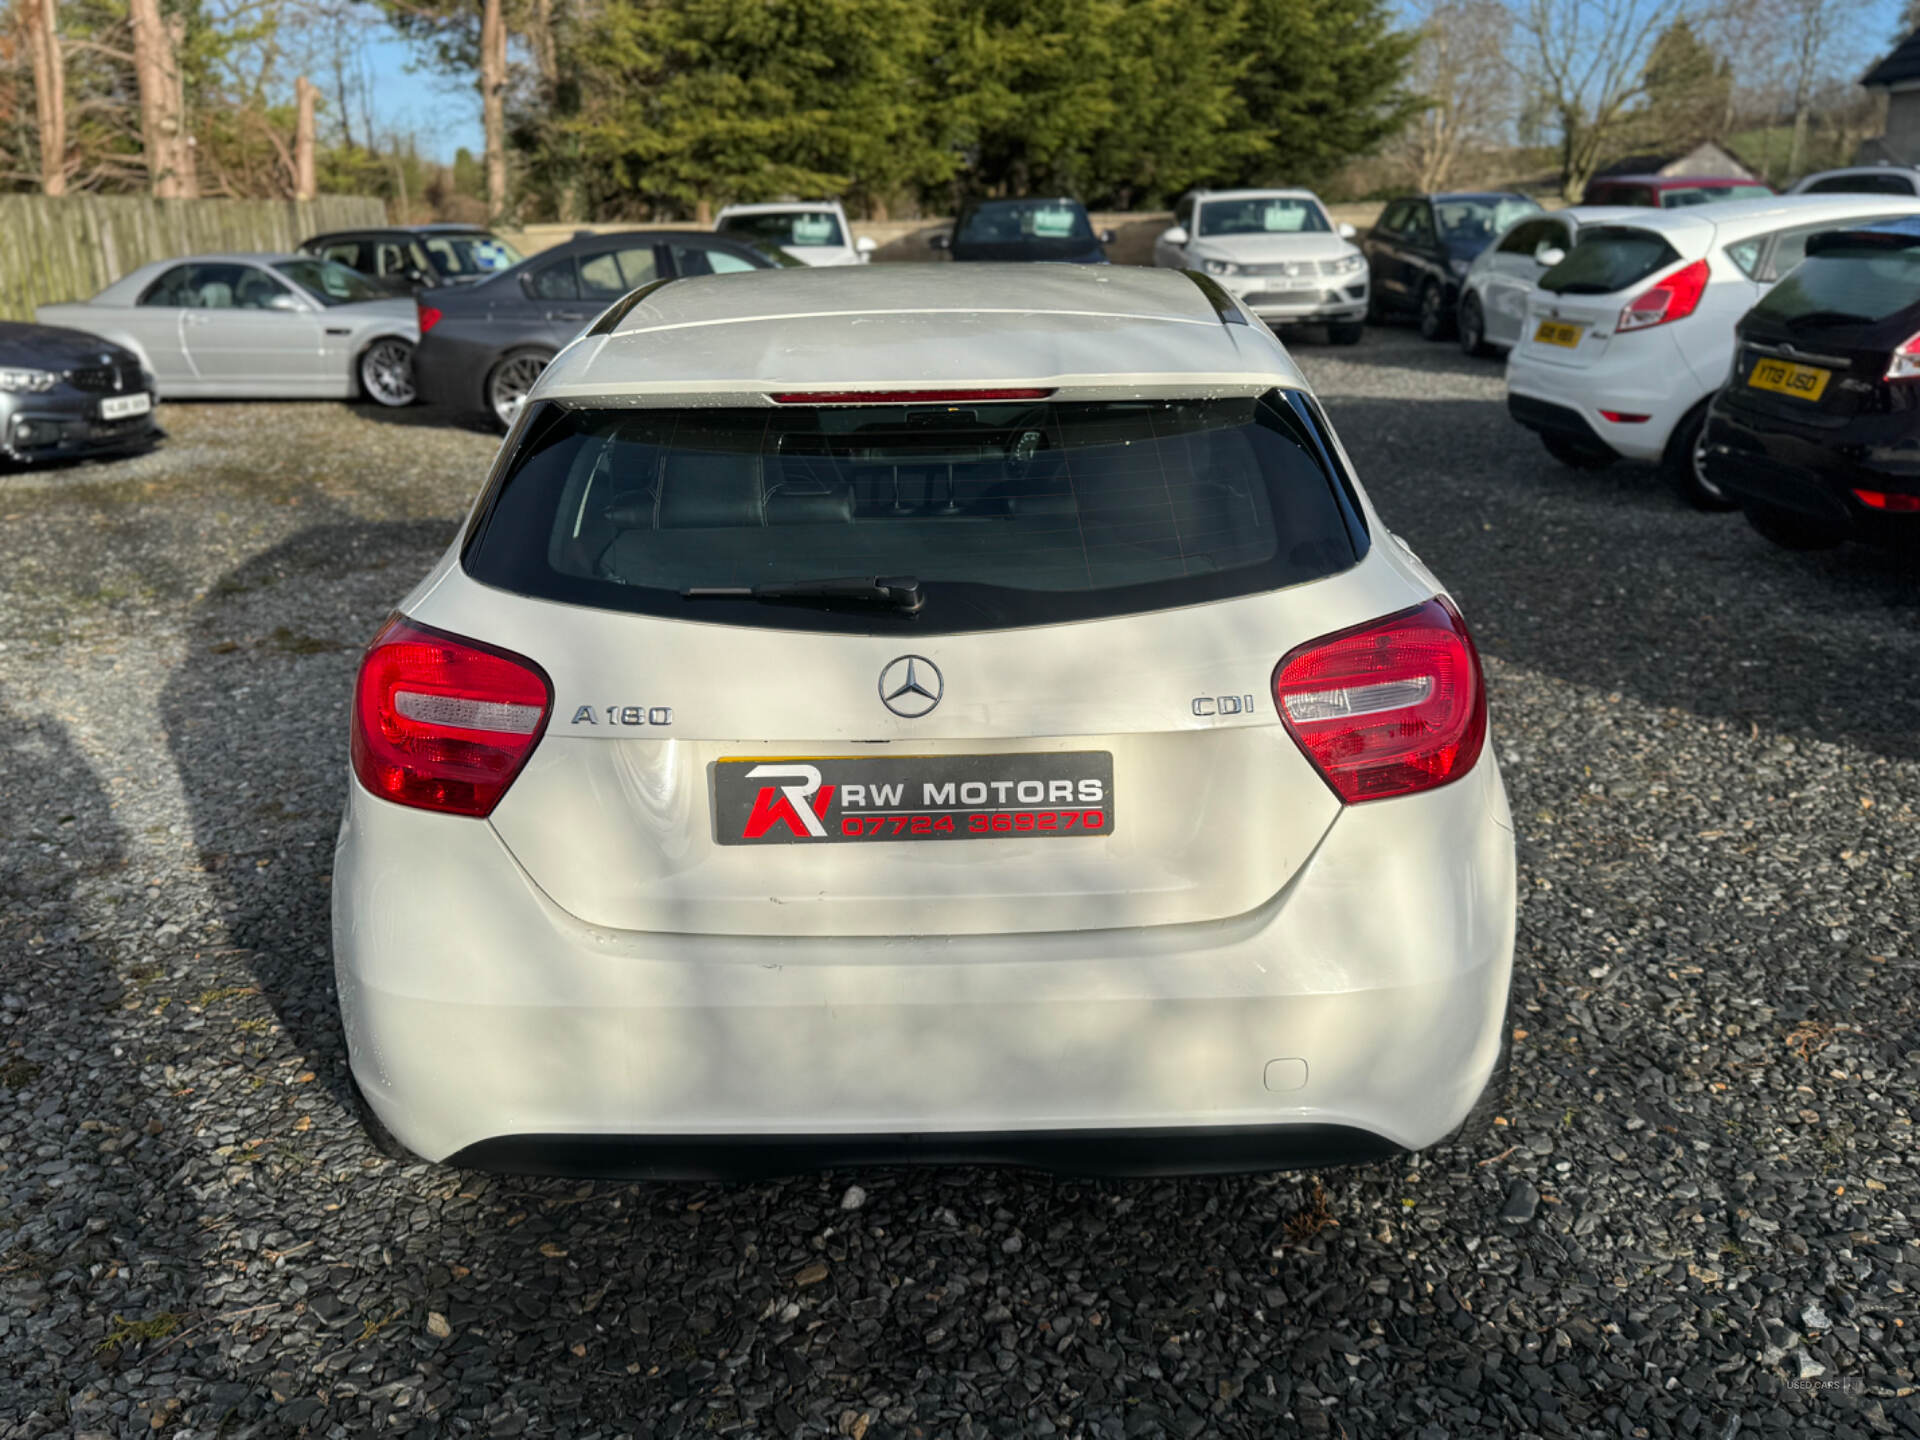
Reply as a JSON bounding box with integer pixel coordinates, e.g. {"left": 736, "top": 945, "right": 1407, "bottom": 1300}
{"left": 446, "top": 1124, "right": 1404, "bottom": 1181}
{"left": 1507, "top": 392, "right": 1603, "bottom": 444}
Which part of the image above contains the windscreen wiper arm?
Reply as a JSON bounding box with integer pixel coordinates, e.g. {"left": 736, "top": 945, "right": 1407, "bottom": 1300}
{"left": 682, "top": 575, "right": 924, "bottom": 614}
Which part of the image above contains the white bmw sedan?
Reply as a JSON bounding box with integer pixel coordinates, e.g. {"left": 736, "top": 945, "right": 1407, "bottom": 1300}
{"left": 333, "top": 264, "right": 1515, "bottom": 1178}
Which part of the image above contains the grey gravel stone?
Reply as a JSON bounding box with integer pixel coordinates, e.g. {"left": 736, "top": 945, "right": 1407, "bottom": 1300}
{"left": 1, "top": 331, "right": 1916, "bottom": 1438}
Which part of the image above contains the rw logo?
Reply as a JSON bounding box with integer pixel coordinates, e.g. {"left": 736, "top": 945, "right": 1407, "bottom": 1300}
{"left": 740, "top": 764, "right": 836, "bottom": 839}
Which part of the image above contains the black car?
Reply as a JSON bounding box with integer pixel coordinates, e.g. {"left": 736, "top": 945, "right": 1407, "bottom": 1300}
{"left": 299, "top": 224, "right": 524, "bottom": 296}
{"left": 1362, "top": 192, "right": 1543, "bottom": 340}
{"left": 1700, "top": 217, "right": 1920, "bottom": 553}
{"left": 931, "top": 198, "right": 1113, "bottom": 264}
{"left": 413, "top": 229, "right": 797, "bottom": 429}
{"left": 0, "top": 321, "right": 159, "bottom": 467}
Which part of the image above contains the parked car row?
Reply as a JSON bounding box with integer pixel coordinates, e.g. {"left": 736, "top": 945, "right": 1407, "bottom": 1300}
{"left": 1466, "top": 193, "right": 1920, "bottom": 553}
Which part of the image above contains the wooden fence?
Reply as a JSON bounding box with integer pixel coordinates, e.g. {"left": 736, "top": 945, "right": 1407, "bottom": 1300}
{"left": 0, "top": 194, "right": 388, "bottom": 321}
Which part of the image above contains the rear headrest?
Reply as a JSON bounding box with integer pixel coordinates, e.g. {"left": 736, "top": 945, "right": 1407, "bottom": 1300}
{"left": 656, "top": 449, "right": 765, "bottom": 528}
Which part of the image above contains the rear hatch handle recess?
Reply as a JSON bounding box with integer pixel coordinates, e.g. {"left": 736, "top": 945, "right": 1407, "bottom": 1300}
{"left": 682, "top": 575, "right": 925, "bottom": 615}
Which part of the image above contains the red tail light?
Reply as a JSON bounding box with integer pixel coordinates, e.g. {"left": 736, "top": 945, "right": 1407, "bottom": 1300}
{"left": 1854, "top": 488, "right": 1920, "bottom": 512}
{"left": 1617, "top": 259, "right": 1709, "bottom": 333}
{"left": 351, "top": 617, "right": 552, "bottom": 817}
{"left": 1273, "top": 598, "right": 1487, "bottom": 804}
{"left": 417, "top": 304, "right": 443, "bottom": 335}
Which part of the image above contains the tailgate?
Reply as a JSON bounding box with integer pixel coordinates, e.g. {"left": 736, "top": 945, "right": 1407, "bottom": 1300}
{"left": 435, "top": 564, "right": 1424, "bottom": 939}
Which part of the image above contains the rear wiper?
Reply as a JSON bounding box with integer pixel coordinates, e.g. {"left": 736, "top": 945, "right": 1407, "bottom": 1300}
{"left": 682, "top": 575, "right": 924, "bottom": 614}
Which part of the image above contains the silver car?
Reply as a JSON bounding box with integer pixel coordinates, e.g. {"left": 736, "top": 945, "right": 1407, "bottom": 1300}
{"left": 36, "top": 254, "right": 419, "bottom": 406}
{"left": 1455, "top": 208, "right": 1640, "bottom": 357}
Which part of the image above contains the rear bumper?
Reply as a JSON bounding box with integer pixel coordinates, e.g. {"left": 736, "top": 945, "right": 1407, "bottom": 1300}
{"left": 332, "top": 757, "right": 1516, "bottom": 1173}
{"left": 1508, "top": 342, "right": 1698, "bottom": 462}
{"left": 450, "top": 1124, "right": 1401, "bottom": 1181}
{"left": 1702, "top": 401, "right": 1920, "bottom": 547}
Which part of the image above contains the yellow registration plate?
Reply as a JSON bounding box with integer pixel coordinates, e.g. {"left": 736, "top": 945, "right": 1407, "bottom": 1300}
{"left": 1747, "top": 357, "right": 1831, "bottom": 402}
{"left": 1534, "top": 319, "right": 1584, "bottom": 348}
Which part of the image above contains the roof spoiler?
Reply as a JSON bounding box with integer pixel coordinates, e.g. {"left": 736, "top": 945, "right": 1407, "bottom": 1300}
{"left": 1182, "top": 270, "right": 1251, "bottom": 327}
{"left": 584, "top": 277, "right": 678, "bottom": 337}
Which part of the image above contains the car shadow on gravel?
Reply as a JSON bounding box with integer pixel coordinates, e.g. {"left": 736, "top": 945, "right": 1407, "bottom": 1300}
{"left": 0, "top": 696, "right": 207, "bottom": 1433}
{"left": 1323, "top": 394, "right": 1920, "bottom": 760}
{"left": 159, "top": 513, "right": 462, "bottom": 1111}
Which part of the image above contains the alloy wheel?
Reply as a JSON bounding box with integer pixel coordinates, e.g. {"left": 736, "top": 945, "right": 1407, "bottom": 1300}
{"left": 489, "top": 354, "right": 548, "bottom": 430}
{"left": 361, "top": 339, "right": 416, "bottom": 408}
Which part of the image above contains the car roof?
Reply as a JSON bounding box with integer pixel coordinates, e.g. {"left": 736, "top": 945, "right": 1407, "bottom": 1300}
{"left": 1193, "top": 188, "right": 1323, "bottom": 202}
{"left": 1592, "top": 174, "right": 1762, "bottom": 188}
{"left": 1574, "top": 193, "right": 1920, "bottom": 240}
{"left": 535, "top": 264, "right": 1306, "bottom": 404}
{"left": 715, "top": 201, "right": 846, "bottom": 215}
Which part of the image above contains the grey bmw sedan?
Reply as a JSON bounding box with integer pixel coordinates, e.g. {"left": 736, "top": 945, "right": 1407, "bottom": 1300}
{"left": 0, "top": 321, "right": 160, "bottom": 466}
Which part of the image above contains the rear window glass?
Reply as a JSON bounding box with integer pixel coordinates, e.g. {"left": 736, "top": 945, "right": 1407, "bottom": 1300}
{"left": 462, "top": 394, "right": 1365, "bottom": 635}
{"left": 1659, "top": 184, "right": 1770, "bottom": 207}
{"left": 1541, "top": 227, "right": 1680, "bottom": 295}
{"left": 1751, "top": 244, "right": 1920, "bottom": 326}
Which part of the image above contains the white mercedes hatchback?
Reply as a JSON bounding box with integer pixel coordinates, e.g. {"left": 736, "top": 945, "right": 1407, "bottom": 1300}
{"left": 333, "top": 265, "right": 1515, "bottom": 1179}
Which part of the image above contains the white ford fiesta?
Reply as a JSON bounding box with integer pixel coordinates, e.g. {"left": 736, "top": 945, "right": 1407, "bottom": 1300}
{"left": 332, "top": 264, "right": 1516, "bottom": 1179}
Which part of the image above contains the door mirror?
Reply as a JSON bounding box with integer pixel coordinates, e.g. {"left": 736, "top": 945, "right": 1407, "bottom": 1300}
{"left": 1162, "top": 225, "right": 1189, "bottom": 246}
{"left": 927, "top": 232, "right": 951, "bottom": 251}
{"left": 1338, "top": 222, "right": 1357, "bottom": 240}
{"left": 265, "top": 292, "right": 301, "bottom": 312}
{"left": 1098, "top": 227, "right": 1116, "bottom": 245}
{"left": 1534, "top": 245, "right": 1566, "bottom": 268}
{"left": 855, "top": 235, "right": 877, "bottom": 254}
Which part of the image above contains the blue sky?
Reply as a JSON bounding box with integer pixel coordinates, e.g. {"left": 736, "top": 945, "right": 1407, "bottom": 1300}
{"left": 361, "top": 0, "right": 1917, "bottom": 166}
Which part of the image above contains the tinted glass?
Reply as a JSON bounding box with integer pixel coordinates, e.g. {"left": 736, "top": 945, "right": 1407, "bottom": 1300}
{"left": 669, "top": 243, "right": 768, "bottom": 276}
{"left": 1752, "top": 243, "right": 1920, "bottom": 326}
{"left": 578, "top": 251, "right": 627, "bottom": 298}
{"left": 463, "top": 393, "right": 1362, "bottom": 635}
{"left": 527, "top": 260, "right": 579, "bottom": 300}
{"left": 1497, "top": 219, "right": 1547, "bottom": 255}
{"left": 273, "top": 259, "right": 385, "bottom": 305}
{"left": 1805, "top": 174, "right": 1917, "bottom": 196}
{"left": 718, "top": 210, "right": 847, "bottom": 247}
{"left": 422, "top": 233, "right": 522, "bottom": 276}
{"left": 1435, "top": 197, "right": 1541, "bottom": 245}
{"left": 957, "top": 201, "right": 1095, "bottom": 244}
{"left": 1540, "top": 227, "right": 1679, "bottom": 295}
{"left": 1195, "top": 198, "right": 1330, "bottom": 237}
{"left": 1659, "top": 183, "right": 1770, "bottom": 207}
{"left": 1376, "top": 201, "right": 1409, "bottom": 237}
{"left": 1405, "top": 205, "right": 1436, "bottom": 244}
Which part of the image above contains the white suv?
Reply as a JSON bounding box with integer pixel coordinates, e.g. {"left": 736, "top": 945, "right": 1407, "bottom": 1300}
{"left": 714, "top": 200, "right": 875, "bottom": 267}
{"left": 1507, "top": 195, "right": 1920, "bottom": 507}
{"left": 333, "top": 264, "right": 1514, "bottom": 1178}
{"left": 1154, "top": 189, "right": 1368, "bottom": 344}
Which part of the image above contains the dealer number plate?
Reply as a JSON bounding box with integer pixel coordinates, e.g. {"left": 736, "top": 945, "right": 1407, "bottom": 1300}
{"left": 713, "top": 752, "right": 1114, "bottom": 845}
{"left": 99, "top": 393, "right": 151, "bottom": 420}
{"left": 1533, "top": 319, "right": 1584, "bottom": 348}
{"left": 1747, "top": 357, "right": 1830, "bottom": 402}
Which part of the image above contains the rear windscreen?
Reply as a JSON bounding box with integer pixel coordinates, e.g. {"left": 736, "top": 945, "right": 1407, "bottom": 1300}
{"left": 1751, "top": 244, "right": 1920, "bottom": 327}
{"left": 461, "top": 393, "right": 1366, "bottom": 634}
{"left": 1541, "top": 228, "right": 1680, "bottom": 295}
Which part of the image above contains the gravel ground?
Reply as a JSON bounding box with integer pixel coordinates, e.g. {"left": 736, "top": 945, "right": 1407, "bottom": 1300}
{"left": 2, "top": 330, "right": 1917, "bottom": 1440}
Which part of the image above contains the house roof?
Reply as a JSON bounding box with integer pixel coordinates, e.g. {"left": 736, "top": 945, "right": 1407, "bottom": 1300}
{"left": 1865, "top": 28, "right": 1920, "bottom": 88}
